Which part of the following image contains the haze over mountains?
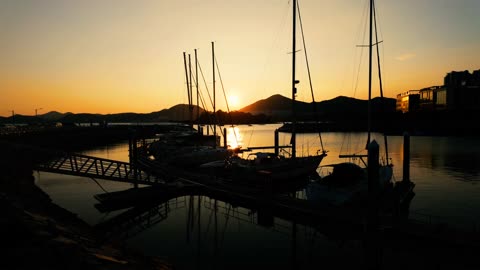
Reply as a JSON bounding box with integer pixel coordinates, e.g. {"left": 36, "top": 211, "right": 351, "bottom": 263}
{"left": 0, "top": 95, "right": 396, "bottom": 124}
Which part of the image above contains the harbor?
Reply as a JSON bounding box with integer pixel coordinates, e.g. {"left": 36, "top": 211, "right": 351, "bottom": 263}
{"left": 1, "top": 0, "right": 479, "bottom": 269}
{"left": 1, "top": 123, "right": 478, "bottom": 269}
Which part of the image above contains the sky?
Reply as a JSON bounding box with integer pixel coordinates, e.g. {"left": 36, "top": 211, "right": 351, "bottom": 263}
{"left": 1, "top": 0, "right": 479, "bottom": 116}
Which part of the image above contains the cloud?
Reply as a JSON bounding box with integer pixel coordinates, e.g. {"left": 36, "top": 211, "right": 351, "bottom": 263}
{"left": 395, "top": 53, "right": 416, "bottom": 61}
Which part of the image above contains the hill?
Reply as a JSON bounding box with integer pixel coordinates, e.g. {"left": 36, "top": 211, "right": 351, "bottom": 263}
{"left": 239, "top": 94, "right": 396, "bottom": 120}
{"left": 0, "top": 95, "right": 396, "bottom": 125}
{"left": 0, "top": 104, "right": 205, "bottom": 125}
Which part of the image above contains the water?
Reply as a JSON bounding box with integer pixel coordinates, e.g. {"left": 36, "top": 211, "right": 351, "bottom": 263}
{"left": 35, "top": 124, "right": 480, "bottom": 268}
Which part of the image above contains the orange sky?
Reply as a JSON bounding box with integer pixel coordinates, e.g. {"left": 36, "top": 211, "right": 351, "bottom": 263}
{"left": 1, "top": 0, "right": 479, "bottom": 116}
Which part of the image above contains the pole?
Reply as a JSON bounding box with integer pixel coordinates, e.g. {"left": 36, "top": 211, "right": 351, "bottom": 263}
{"left": 195, "top": 48, "right": 200, "bottom": 134}
{"left": 132, "top": 132, "right": 138, "bottom": 189}
{"left": 403, "top": 132, "right": 410, "bottom": 182}
{"left": 274, "top": 129, "right": 279, "bottom": 156}
{"left": 188, "top": 54, "right": 193, "bottom": 128}
{"left": 291, "top": 0, "right": 297, "bottom": 159}
{"left": 183, "top": 52, "right": 190, "bottom": 125}
{"left": 212, "top": 41, "right": 216, "bottom": 148}
{"left": 368, "top": 0, "right": 373, "bottom": 141}
{"left": 223, "top": 127, "right": 227, "bottom": 149}
{"left": 367, "top": 139, "right": 380, "bottom": 269}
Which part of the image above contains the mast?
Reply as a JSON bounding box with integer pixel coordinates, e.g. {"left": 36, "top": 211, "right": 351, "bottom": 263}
{"left": 195, "top": 49, "right": 200, "bottom": 134}
{"left": 373, "top": 1, "right": 389, "bottom": 164}
{"left": 188, "top": 54, "right": 193, "bottom": 127}
{"left": 366, "top": 0, "right": 373, "bottom": 149}
{"left": 212, "top": 41, "right": 216, "bottom": 148}
{"left": 291, "top": 0, "right": 297, "bottom": 158}
{"left": 183, "top": 52, "right": 190, "bottom": 124}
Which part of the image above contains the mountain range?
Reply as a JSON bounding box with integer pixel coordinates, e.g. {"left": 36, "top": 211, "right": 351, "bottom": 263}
{"left": 0, "top": 95, "right": 396, "bottom": 124}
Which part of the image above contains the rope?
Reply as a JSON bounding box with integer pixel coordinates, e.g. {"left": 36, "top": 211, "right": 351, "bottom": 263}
{"left": 90, "top": 177, "right": 109, "bottom": 193}
{"left": 196, "top": 59, "right": 217, "bottom": 135}
{"left": 297, "top": 0, "right": 325, "bottom": 154}
{"left": 214, "top": 55, "right": 239, "bottom": 146}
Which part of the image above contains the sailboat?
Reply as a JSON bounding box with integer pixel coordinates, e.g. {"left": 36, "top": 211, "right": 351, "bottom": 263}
{"left": 306, "top": 0, "right": 393, "bottom": 205}
{"left": 148, "top": 45, "right": 234, "bottom": 168}
{"left": 221, "top": 0, "right": 327, "bottom": 184}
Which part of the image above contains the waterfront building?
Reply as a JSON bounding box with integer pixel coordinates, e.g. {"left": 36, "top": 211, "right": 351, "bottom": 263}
{"left": 396, "top": 69, "right": 479, "bottom": 113}
{"left": 444, "top": 69, "right": 480, "bottom": 111}
{"left": 418, "top": 86, "right": 446, "bottom": 111}
{"left": 396, "top": 90, "right": 420, "bottom": 113}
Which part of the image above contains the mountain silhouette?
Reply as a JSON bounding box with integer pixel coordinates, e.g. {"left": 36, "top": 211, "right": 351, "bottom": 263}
{"left": 239, "top": 94, "right": 396, "bottom": 119}
{"left": 0, "top": 96, "right": 395, "bottom": 125}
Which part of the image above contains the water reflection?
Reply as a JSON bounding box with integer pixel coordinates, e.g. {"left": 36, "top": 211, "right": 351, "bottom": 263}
{"left": 97, "top": 195, "right": 365, "bottom": 270}
{"left": 33, "top": 125, "right": 480, "bottom": 268}
{"left": 226, "top": 126, "right": 243, "bottom": 149}
{"left": 409, "top": 136, "right": 480, "bottom": 182}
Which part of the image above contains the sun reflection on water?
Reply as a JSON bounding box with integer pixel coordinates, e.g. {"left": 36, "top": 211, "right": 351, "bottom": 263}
{"left": 226, "top": 126, "right": 243, "bottom": 149}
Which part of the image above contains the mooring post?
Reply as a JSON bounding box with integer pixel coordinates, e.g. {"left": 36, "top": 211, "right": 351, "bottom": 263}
{"left": 274, "top": 129, "right": 279, "bottom": 156}
{"left": 403, "top": 132, "right": 410, "bottom": 182}
{"left": 368, "top": 140, "right": 380, "bottom": 225}
{"left": 223, "top": 127, "right": 227, "bottom": 149}
{"left": 132, "top": 132, "right": 138, "bottom": 189}
{"left": 367, "top": 140, "right": 380, "bottom": 269}
{"left": 128, "top": 133, "right": 132, "bottom": 165}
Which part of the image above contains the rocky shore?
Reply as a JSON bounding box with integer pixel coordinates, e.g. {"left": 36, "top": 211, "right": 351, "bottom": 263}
{"left": 0, "top": 137, "right": 174, "bottom": 270}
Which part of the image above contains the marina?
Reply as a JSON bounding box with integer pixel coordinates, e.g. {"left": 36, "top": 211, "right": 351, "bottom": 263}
{"left": 20, "top": 124, "right": 478, "bottom": 269}
{"left": 1, "top": 0, "right": 479, "bottom": 269}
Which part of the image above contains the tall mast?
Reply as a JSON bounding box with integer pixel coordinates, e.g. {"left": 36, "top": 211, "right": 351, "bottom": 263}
{"left": 183, "top": 52, "right": 190, "bottom": 124}
{"left": 373, "top": 0, "right": 389, "bottom": 164}
{"left": 195, "top": 49, "right": 200, "bottom": 134}
{"left": 291, "top": 0, "right": 297, "bottom": 158}
{"left": 366, "top": 0, "right": 373, "bottom": 149}
{"left": 212, "top": 41, "right": 216, "bottom": 148}
{"left": 188, "top": 54, "right": 193, "bottom": 127}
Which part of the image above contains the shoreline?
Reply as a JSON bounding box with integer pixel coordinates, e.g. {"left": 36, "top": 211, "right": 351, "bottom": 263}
{"left": 0, "top": 165, "right": 174, "bottom": 270}
{"left": 0, "top": 131, "right": 174, "bottom": 270}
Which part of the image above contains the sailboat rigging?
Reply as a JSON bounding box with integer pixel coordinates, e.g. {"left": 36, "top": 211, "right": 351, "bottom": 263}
{"left": 214, "top": 0, "right": 326, "bottom": 184}
{"left": 307, "top": 0, "right": 393, "bottom": 205}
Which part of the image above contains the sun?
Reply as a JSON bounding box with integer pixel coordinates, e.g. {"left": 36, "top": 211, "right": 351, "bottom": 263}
{"left": 227, "top": 94, "right": 240, "bottom": 109}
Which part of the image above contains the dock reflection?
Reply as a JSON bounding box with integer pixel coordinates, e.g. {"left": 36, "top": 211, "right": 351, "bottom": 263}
{"left": 93, "top": 187, "right": 403, "bottom": 269}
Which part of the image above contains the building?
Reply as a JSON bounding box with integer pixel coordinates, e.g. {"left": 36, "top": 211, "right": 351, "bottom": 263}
{"left": 396, "top": 69, "right": 480, "bottom": 113}
{"left": 444, "top": 69, "right": 480, "bottom": 111}
{"left": 396, "top": 90, "right": 420, "bottom": 113}
{"left": 419, "top": 86, "right": 446, "bottom": 110}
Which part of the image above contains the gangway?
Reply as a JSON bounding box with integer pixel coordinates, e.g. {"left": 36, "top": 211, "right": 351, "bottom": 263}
{"left": 35, "top": 152, "right": 165, "bottom": 185}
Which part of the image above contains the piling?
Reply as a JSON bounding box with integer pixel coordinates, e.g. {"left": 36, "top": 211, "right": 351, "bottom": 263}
{"left": 223, "top": 128, "right": 227, "bottom": 149}
{"left": 131, "top": 132, "right": 138, "bottom": 189}
{"left": 403, "top": 132, "right": 410, "bottom": 182}
{"left": 274, "top": 129, "right": 279, "bottom": 156}
{"left": 367, "top": 140, "right": 380, "bottom": 269}
{"left": 367, "top": 140, "right": 380, "bottom": 225}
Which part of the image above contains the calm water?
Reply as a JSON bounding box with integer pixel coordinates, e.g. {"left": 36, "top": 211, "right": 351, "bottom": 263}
{"left": 35, "top": 124, "right": 480, "bottom": 269}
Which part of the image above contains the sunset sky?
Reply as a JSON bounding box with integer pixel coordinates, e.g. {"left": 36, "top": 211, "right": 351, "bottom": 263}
{"left": 1, "top": 0, "right": 479, "bottom": 116}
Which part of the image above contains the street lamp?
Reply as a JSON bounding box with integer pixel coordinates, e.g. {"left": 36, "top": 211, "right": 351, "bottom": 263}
{"left": 9, "top": 110, "right": 15, "bottom": 125}
{"left": 35, "top": 108, "right": 43, "bottom": 117}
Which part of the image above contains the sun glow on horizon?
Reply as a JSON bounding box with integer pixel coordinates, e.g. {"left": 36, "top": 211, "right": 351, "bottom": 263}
{"left": 227, "top": 94, "right": 240, "bottom": 110}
